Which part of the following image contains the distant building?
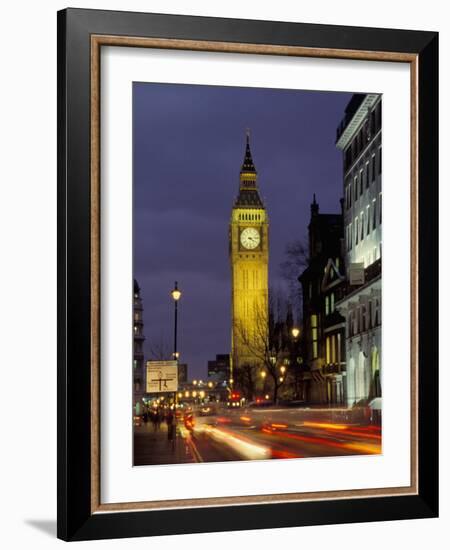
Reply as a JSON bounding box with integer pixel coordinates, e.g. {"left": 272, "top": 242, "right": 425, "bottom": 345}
{"left": 178, "top": 363, "right": 188, "bottom": 384}
{"left": 207, "top": 354, "right": 230, "bottom": 383}
{"left": 133, "top": 279, "right": 145, "bottom": 416}
{"left": 299, "top": 196, "right": 346, "bottom": 405}
{"left": 178, "top": 379, "right": 228, "bottom": 404}
{"left": 335, "top": 93, "right": 382, "bottom": 406}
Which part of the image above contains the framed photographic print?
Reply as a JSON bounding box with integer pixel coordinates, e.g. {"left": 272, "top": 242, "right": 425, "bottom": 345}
{"left": 57, "top": 8, "right": 438, "bottom": 541}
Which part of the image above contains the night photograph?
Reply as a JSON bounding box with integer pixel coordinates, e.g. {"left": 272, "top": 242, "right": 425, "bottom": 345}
{"left": 131, "top": 82, "right": 383, "bottom": 466}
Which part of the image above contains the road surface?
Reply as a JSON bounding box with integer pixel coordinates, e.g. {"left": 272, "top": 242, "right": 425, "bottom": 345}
{"left": 133, "top": 405, "right": 381, "bottom": 465}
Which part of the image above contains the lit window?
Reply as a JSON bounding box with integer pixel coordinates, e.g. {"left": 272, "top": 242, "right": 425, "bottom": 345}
{"left": 372, "top": 198, "right": 377, "bottom": 230}
{"left": 325, "top": 296, "right": 329, "bottom": 315}
{"left": 360, "top": 211, "right": 364, "bottom": 241}
{"left": 337, "top": 333, "right": 342, "bottom": 364}
{"left": 375, "top": 299, "right": 380, "bottom": 325}
{"left": 326, "top": 337, "right": 330, "bottom": 363}
{"left": 312, "top": 341, "right": 318, "bottom": 359}
{"left": 331, "top": 334, "right": 336, "bottom": 363}
{"left": 330, "top": 293, "right": 335, "bottom": 312}
{"left": 311, "top": 315, "right": 318, "bottom": 359}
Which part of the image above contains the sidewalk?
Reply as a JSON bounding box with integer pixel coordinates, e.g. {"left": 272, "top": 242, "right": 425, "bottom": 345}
{"left": 133, "top": 421, "right": 196, "bottom": 466}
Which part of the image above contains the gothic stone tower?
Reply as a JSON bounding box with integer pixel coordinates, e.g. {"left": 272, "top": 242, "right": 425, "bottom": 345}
{"left": 229, "top": 132, "right": 269, "bottom": 389}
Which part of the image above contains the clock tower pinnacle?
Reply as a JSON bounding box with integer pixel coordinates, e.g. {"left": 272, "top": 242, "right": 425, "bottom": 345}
{"left": 229, "top": 132, "right": 269, "bottom": 397}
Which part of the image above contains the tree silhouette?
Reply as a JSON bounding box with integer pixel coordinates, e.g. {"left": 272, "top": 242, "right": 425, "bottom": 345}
{"left": 235, "top": 294, "right": 292, "bottom": 403}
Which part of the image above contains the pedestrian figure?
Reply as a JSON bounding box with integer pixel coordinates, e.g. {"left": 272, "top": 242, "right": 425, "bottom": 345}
{"left": 156, "top": 409, "right": 162, "bottom": 431}
{"left": 151, "top": 409, "right": 159, "bottom": 431}
{"left": 166, "top": 409, "right": 176, "bottom": 451}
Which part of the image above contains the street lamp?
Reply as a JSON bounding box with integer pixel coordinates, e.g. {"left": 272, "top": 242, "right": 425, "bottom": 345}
{"left": 291, "top": 327, "right": 301, "bottom": 400}
{"left": 171, "top": 281, "right": 182, "bottom": 362}
{"left": 260, "top": 370, "right": 267, "bottom": 379}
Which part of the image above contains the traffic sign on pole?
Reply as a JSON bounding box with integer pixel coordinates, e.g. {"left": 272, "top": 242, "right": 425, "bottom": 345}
{"left": 146, "top": 361, "right": 178, "bottom": 393}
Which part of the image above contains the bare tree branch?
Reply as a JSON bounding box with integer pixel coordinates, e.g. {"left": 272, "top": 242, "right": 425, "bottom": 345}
{"left": 279, "top": 238, "right": 308, "bottom": 322}
{"left": 234, "top": 302, "right": 290, "bottom": 403}
{"left": 147, "top": 336, "right": 171, "bottom": 361}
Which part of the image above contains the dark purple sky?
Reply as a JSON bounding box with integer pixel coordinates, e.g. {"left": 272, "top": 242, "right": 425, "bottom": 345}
{"left": 133, "top": 82, "right": 352, "bottom": 379}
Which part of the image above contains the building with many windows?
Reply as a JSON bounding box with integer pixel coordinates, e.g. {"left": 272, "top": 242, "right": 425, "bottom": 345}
{"left": 177, "top": 363, "right": 188, "bottom": 384}
{"left": 299, "top": 196, "right": 346, "bottom": 404}
{"left": 335, "top": 93, "right": 382, "bottom": 406}
{"left": 133, "top": 279, "right": 146, "bottom": 416}
{"left": 207, "top": 354, "right": 230, "bottom": 384}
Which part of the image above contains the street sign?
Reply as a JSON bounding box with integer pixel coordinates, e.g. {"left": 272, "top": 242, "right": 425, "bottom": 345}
{"left": 348, "top": 263, "right": 365, "bottom": 285}
{"left": 146, "top": 361, "right": 178, "bottom": 393}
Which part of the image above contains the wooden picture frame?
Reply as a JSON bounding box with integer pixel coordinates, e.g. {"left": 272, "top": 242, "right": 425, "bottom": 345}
{"left": 57, "top": 8, "right": 438, "bottom": 541}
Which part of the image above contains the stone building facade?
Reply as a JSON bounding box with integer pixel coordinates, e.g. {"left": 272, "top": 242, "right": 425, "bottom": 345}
{"left": 299, "top": 196, "right": 346, "bottom": 405}
{"left": 335, "top": 94, "right": 382, "bottom": 406}
{"left": 133, "top": 279, "right": 145, "bottom": 416}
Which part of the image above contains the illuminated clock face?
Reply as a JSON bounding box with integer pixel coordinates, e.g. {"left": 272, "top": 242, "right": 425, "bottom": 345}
{"left": 240, "top": 227, "right": 261, "bottom": 250}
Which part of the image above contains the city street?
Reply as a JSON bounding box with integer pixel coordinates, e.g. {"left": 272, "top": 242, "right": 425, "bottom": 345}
{"left": 134, "top": 406, "right": 381, "bottom": 465}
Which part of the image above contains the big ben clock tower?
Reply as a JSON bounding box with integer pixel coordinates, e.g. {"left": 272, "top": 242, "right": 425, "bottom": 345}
{"left": 230, "top": 131, "right": 269, "bottom": 389}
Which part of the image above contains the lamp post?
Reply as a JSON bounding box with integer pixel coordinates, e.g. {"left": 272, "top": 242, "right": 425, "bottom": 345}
{"left": 291, "top": 327, "right": 301, "bottom": 400}
{"left": 171, "top": 282, "right": 182, "bottom": 409}
{"left": 171, "top": 281, "right": 182, "bottom": 362}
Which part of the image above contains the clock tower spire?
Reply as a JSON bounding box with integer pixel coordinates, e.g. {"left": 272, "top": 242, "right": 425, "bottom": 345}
{"left": 241, "top": 128, "right": 256, "bottom": 174}
{"left": 229, "top": 131, "right": 269, "bottom": 399}
{"left": 234, "top": 130, "right": 265, "bottom": 210}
